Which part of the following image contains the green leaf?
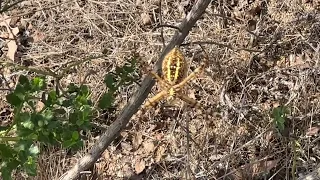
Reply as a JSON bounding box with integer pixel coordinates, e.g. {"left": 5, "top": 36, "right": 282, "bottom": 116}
{"left": 123, "top": 65, "right": 134, "bottom": 74}
{"left": 67, "top": 83, "right": 78, "bottom": 93}
{"left": 62, "top": 99, "right": 73, "bottom": 107}
{"left": 31, "top": 77, "right": 45, "bottom": 91}
{"left": 81, "top": 105, "right": 91, "bottom": 117}
{"left": 124, "top": 58, "right": 136, "bottom": 74}
{"left": 115, "top": 66, "right": 123, "bottom": 75}
{"left": 6, "top": 93, "right": 23, "bottom": 106}
{"left": 18, "top": 75, "right": 31, "bottom": 91}
{"left": 76, "top": 119, "right": 84, "bottom": 126}
{"left": 79, "top": 85, "right": 90, "bottom": 96}
{"left": 104, "top": 74, "right": 116, "bottom": 91}
{"left": 0, "top": 124, "right": 10, "bottom": 131}
{"left": 54, "top": 108, "right": 66, "bottom": 114}
{"left": 72, "top": 131, "right": 79, "bottom": 140}
{"left": 62, "top": 139, "right": 75, "bottom": 148}
{"left": 0, "top": 144, "right": 14, "bottom": 158}
{"left": 37, "top": 120, "right": 44, "bottom": 127}
{"left": 42, "top": 110, "right": 53, "bottom": 121}
{"left": 46, "top": 91, "right": 57, "bottom": 105}
{"left": 19, "top": 112, "right": 31, "bottom": 121}
{"left": 21, "top": 120, "right": 34, "bottom": 130}
{"left": 68, "top": 112, "right": 77, "bottom": 124}
{"left": 15, "top": 144, "right": 26, "bottom": 152}
{"left": 24, "top": 156, "right": 37, "bottom": 176}
{"left": 1, "top": 166, "right": 13, "bottom": 180}
{"left": 28, "top": 145, "right": 39, "bottom": 156}
{"left": 98, "top": 92, "right": 114, "bottom": 109}
{"left": 272, "top": 106, "right": 289, "bottom": 133}
{"left": 76, "top": 95, "right": 89, "bottom": 106}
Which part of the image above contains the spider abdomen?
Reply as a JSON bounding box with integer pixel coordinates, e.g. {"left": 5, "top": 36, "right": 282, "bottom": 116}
{"left": 162, "top": 47, "right": 188, "bottom": 85}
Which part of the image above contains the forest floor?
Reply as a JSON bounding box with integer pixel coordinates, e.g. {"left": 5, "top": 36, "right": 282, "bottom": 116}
{"left": 1, "top": 0, "right": 320, "bottom": 179}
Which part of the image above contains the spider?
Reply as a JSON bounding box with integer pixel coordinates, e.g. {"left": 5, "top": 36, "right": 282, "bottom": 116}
{"left": 143, "top": 46, "right": 208, "bottom": 109}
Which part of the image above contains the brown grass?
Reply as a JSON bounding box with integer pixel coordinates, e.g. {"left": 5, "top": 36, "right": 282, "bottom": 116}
{"left": 1, "top": 0, "right": 320, "bottom": 179}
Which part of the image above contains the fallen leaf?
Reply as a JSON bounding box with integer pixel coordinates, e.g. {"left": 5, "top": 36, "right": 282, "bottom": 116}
{"left": 136, "top": 0, "right": 142, "bottom": 6}
{"left": 134, "top": 158, "right": 145, "bottom": 174}
{"left": 121, "top": 142, "right": 132, "bottom": 153}
{"left": 102, "top": 150, "right": 110, "bottom": 160}
{"left": 306, "top": 126, "right": 320, "bottom": 136}
{"left": 32, "top": 29, "right": 46, "bottom": 42}
{"left": 141, "top": 12, "right": 151, "bottom": 25}
{"left": 265, "top": 130, "right": 274, "bottom": 144}
{"left": 230, "top": 159, "right": 279, "bottom": 179}
{"left": 143, "top": 141, "right": 155, "bottom": 154}
{"left": 155, "top": 144, "right": 166, "bottom": 163}
{"left": 133, "top": 132, "right": 143, "bottom": 149}
{"left": 289, "top": 53, "right": 308, "bottom": 67}
{"left": 35, "top": 101, "right": 45, "bottom": 112}
{"left": 237, "top": 125, "right": 248, "bottom": 136}
{"left": 0, "top": 15, "right": 19, "bottom": 61}
{"left": 6, "top": 27, "right": 18, "bottom": 61}
{"left": 253, "top": 160, "right": 279, "bottom": 175}
{"left": 154, "top": 133, "right": 163, "bottom": 141}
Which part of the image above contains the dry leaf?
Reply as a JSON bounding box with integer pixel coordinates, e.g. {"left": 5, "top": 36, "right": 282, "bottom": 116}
{"left": 231, "top": 159, "right": 279, "bottom": 179}
{"left": 102, "top": 150, "right": 110, "bottom": 160}
{"left": 0, "top": 15, "right": 19, "bottom": 61}
{"left": 35, "top": 101, "right": 45, "bottom": 112}
{"left": 154, "top": 133, "right": 164, "bottom": 141}
{"left": 134, "top": 158, "right": 146, "bottom": 174}
{"left": 123, "top": 164, "right": 134, "bottom": 177}
{"left": 155, "top": 144, "right": 166, "bottom": 163}
{"left": 265, "top": 130, "right": 274, "bottom": 144}
{"left": 143, "top": 141, "right": 155, "bottom": 154}
{"left": 6, "top": 28, "right": 18, "bottom": 61}
{"left": 136, "top": 0, "right": 142, "bottom": 6}
{"left": 253, "top": 160, "right": 279, "bottom": 175}
{"left": 32, "top": 30, "right": 46, "bottom": 42}
{"left": 289, "top": 53, "right": 308, "bottom": 67}
{"left": 121, "top": 142, "right": 132, "bottom": 153}
{"left": 237, "top": 125, "right": 248, "bottom": 136}
{"left": 141, "top": 12, "right": 151, "bottom": 25}
{"left": 306, "top": 126, "right": 320, "bottom": 136}
{"left": 133, "top": 132, "right": 143, "bottom": 149}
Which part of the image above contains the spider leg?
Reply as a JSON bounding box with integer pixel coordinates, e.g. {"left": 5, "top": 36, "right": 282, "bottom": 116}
{"left": 143, "top": 90, "right": 167, "bottom": 109}
{"left": 176, "top": 93, "right": 202, "bottom": 108}
{"left": 173, "top": 65, "right": 204, "bottom": 90}
{"left": 173, "top": 46, "right": 209, "bottom": 90}
{"left": 150, "top": 71, "right": 170, "bottom": 88}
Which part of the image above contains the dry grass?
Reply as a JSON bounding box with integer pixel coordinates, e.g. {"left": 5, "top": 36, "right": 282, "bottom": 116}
{"left": 1, "top": 0, "right": 320, "bottom": 179}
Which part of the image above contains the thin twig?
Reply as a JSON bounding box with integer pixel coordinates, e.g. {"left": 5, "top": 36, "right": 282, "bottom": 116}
{"left": 0, "top": 71, "right": 12, "bottom": 91}
{"left": 0, "top": 60, "right": 58, "bottom": 77}
{"left": 207, "top": 126, "right": 272, "bottom": 175}
{"left": 60, "top": 1, "right": 211, "bottom": 179}
{"left": 0, "top": 0, "right": 25, "bottom": 14}
{"left": 182, "top": 41, "right": 263, "bottom": 53}
{"left": 0, "top": 1, "right": 69, "bottom": 20}
{"left": 158, "top": 0, "right": 165, "bottom": 48}
{"left": 153, "top": 24, "right": 183, "bottom": 33}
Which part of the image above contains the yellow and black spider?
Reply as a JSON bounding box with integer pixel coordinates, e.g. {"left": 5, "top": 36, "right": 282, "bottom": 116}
{"left": 143, "top": 46, "right": 208, "bottom": 109}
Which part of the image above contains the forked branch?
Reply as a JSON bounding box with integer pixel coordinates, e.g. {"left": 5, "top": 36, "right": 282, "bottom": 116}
{"left": 60, "top": 0, "right": 211, "bottom": 179}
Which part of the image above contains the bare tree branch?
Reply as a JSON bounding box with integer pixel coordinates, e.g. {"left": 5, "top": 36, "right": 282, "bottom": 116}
{"left": 60, "top": 0, "right": 211, "bottom": 179}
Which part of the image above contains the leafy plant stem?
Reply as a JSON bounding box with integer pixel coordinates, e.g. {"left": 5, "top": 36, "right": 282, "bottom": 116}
{"left": 4, "top": 105, "right": 22, "bottom": 136}
{"left": 0, "top": 136, "right": 21, "bottom": 142}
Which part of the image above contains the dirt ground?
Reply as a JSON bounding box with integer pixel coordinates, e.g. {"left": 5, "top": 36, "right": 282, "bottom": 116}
{"left": 1, "top": 0, "right": 320, "bottom": 179}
